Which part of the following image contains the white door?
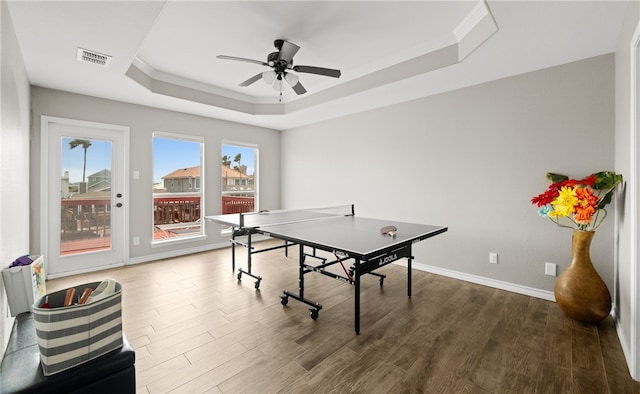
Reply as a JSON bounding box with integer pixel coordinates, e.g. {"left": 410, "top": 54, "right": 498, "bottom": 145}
{"left": 43, "top": 116, "right": 128, "bottom": 277}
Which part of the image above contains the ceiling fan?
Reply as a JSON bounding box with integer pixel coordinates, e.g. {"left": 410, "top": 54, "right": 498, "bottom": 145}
{"left": 217, "top": 39, "right": 341, "bottom": 96}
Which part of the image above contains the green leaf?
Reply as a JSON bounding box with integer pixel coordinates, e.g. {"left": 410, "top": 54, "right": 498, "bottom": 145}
{"left": 546, "top": 172, "right": 568, "bottom": 183}
{"left": 594, "top": 172, "right": 623, "bottom": 209}
{"left": 597, "top": 191, "right": 614, "bottom": 209}
{"left": 593, "top": 171, "right": 623, "bottom": 190}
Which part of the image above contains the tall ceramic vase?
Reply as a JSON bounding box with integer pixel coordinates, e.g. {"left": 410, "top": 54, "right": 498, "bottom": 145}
{"left": 554, "top": 230, "right": 611, "bottom": 323}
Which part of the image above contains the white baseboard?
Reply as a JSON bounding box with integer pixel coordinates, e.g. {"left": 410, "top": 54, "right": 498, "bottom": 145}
{"left": 47, "top": 262, "right": 126, "bottom": 279}
{"left": 47, "top": 235, "right": 271, "bottom": 279}
{"left": 400, "top": 260, "right": 556, "bottom": 302}
{"left": 611, "top": 306, "right": 637, "bottom": 380}
{"left": 128, "top": 241, "right": 231, "bottom": 265}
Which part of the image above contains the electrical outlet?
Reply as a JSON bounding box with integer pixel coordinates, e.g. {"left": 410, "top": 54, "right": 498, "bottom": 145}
{"left": 133, "top": 236, "right": 140, "bottom": 246}
{"left": 489, "top": 252, "right": 498, "bottom": 264}
{"left": 545, "top": 262, "right": 557, "bottom": 276}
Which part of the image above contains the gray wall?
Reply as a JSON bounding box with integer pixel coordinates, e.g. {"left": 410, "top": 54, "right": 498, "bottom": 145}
{"left": 30, "top": 88, "right": 281, "bottom": 264}
{"left": 615, "top": 0, "right": 640, "bottom": 380}
{"left": 282, "top": 54, "right": 615, "bottom": 296}
{"left": 0, "top": 1, "right": 31, "bottom": 358}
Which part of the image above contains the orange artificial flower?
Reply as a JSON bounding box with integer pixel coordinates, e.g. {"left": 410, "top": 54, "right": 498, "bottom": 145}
{"left": 574, "top": 187, "right": 599, "bottom": 224}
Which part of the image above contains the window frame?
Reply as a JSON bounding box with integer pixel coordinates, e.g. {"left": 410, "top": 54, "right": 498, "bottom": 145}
{"left": 152, "top": 131, "right": 206, "bottom": 245}
{"left": 221, "top": 140, "right": 259, "bottom": 228}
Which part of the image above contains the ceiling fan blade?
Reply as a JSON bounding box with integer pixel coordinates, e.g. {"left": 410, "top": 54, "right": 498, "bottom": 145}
{"left": 293, "top": 65, "right": 341, "bottom": 78}
{"left": 217, "top": 55, "right": 267, "bottom": 67}
{"left": 278, "top": 41, "right": 300, "bottom": 64}
{"left": 239, "top": 73, "right": 263, "bottom": 87}
{"left": 291, "top": 81, "right": 307, "bottom": 95}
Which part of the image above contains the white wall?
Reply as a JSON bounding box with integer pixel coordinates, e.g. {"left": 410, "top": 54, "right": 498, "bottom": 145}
{"left": 30, "top": 88, "right": 281, "bottom": 266}
{"left": 282, "top": 54, "right": 615, "bottom": 295}
{"left": 615, "top": 0, "right": 640, "bottom": 380}
{"left": 0, "top": 1, "right": 31, "bottom": 358}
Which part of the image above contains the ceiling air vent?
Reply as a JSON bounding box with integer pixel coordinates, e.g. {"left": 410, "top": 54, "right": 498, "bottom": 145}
{"left": 76, "top": 47, "right": 112, "bottom": 67}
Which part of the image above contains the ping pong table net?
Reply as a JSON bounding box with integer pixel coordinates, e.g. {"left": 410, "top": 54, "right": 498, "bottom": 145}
{"left": 237, "top": 204, "right": 355, "bottom": 228}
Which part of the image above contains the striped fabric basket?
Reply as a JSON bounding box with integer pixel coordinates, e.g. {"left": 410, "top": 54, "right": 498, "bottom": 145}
{"left": 32, "top": 280, "right": 123, "bottom": 376}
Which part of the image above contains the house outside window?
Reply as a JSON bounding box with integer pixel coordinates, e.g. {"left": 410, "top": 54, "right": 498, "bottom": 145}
{"left": 221, "top": 142, "right": 258, "bottom": 218}
{"left": 152, "top": 133, "right": 205, "bottom": 243}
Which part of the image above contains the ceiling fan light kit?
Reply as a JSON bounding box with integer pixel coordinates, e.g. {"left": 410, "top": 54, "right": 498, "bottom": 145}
{"left": 284, "top": 72, "right": 299, "bottom": 87}
{"left": 272, "top": 75, "right": 284, "bottom": 92}
{"left": 217, "top": 39, "right": 341, "bottom": 98}
{"left": 262, "top": 70, "right": 276, "bottom": 84}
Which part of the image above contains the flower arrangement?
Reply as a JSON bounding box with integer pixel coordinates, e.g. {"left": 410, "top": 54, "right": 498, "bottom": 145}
{"left": 531, "top": 171, "right": 623, "bottom": 231}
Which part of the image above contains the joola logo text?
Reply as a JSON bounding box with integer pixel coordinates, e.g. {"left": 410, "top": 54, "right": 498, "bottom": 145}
{"left": 379, "top": 254, "right": 398, "bottom": 266}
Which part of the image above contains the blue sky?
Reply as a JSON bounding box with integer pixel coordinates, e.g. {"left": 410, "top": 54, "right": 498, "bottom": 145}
{"left": 61, "top": 137, "right": 256, "bottom": 184}
{"left": 153, "top": 138, "right": 201, "bottom": 183}
{"left": 61, "top": 138, "right": 112, "bottom": 183}
{"left": 153, "top": 139, "right": 255, "bottom": 183}
{"left": 221, "top": 144, "right": 256, "bottom": 173}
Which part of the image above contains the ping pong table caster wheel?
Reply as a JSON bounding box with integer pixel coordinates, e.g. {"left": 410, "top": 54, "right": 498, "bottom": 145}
{"left": 379, "top": 277, "right": 384, "bottom": 287}
{"left": 310, "top": 309, "right": 319, "bottom": 320}
{"left": 237, "top": 272, "right": 242, "bottom": 281}
{"left": 280, "top": 296, "right": 289, "bottom": 306}
{"left": 254, "top": 279, "right": 261, "bottom": 289}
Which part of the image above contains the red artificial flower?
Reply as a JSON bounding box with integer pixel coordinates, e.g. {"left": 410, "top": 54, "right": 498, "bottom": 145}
{"left": 560, "top": 179, "right": 578, "bottom": 188}
{"left": 531, "top": 188, "right": 560, "bottom": 207}
{"left": 579, "top": 174, "right": 597, "bottom": 187}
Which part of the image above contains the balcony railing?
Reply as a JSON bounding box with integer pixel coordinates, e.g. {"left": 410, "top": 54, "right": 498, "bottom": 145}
{"left": 60, "top": 197, "right": 111, "bottom": 255}
{"left": 153, "top": 194, "right": 201, "bottom": 241}
{"left": 153, "top": 195, "right": 254, "bottom": 222}
{"left": 152, "top": 194, "right": 255, "bottom": 240}
{"left": 221, "top": 195, "right": 254, "bottom": 214}
{"left": 154, "top": 195, "right": 201, "bottom": 225}
{"left": 61, "top": 194, "right": 257, "bottom": 252}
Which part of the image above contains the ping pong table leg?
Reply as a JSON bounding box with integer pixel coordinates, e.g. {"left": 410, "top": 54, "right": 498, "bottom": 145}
{"left": 298, "top": 244, "right": 305, "bottom": 300}
{"left": 281, "top": 244, "right": 322, "bottom": 320}
{"left": 243, "top": 232, "right": 262, "bottom": 289}
{"left": 231, "top": 229, "right": 236, "bottom": 272}
{"left": 246, "top": 232, "right": 252, "bottom": 275}
{"left": 408, "top": 254, "right": 412, "bottom": 298}
{"left": 230, "top": 229, "right": 263, "bottom": 289}
{"left": 355, "top": 260, "right": 361, "bottom": 335}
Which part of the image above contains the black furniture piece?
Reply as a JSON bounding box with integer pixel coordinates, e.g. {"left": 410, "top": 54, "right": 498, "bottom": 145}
{"left": 0, "top": 313, "right": 135, "bottom": 394}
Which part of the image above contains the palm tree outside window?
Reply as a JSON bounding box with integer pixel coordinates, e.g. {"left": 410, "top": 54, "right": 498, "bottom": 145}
{"left": 68, "top": 139, "right": 92, "bottom": 183}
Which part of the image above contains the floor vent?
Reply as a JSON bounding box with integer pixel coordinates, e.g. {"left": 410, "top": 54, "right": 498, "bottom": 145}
{"left": 76, "top": 48, "right": 112, "bottom": 67}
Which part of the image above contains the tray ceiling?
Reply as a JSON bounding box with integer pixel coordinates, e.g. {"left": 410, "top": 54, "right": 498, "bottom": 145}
{"left": 6, "top": 1, "right": 628, "bottom": 130}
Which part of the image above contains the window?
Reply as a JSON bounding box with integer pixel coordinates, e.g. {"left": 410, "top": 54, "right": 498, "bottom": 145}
{"left": 221, "top": 142, "right": 258, "bottom": 216}
{"left": 152, "top": 132, "right": 205, "bottom": 243}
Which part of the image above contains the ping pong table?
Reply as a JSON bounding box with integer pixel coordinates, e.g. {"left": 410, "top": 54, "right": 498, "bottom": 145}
{"left": 205, "top": 205, "right": 447, "bottom": 334}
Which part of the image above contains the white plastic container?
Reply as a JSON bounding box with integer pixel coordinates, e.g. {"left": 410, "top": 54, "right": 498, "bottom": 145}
{"left": 1, "top": 255, "right": 46, "bottom": 316}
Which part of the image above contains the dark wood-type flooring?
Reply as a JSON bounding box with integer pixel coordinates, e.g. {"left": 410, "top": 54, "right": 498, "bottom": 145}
{"left": 47, "top": 240, "right": 640, "bottom": 393}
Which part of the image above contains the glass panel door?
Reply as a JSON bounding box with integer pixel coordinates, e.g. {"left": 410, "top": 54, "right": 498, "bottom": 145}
{"left": 44, "top": 117, "right": 127, "bottom": 276}
{"left": 60, "top": 137, "right": 113, "bottom": 254}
